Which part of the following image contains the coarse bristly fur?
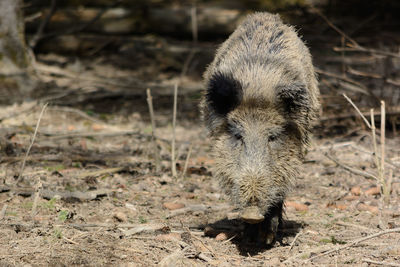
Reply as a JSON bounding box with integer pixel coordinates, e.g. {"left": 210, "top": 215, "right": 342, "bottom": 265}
{"left": 200, "top": 12, "right": 320, "bottom": 242}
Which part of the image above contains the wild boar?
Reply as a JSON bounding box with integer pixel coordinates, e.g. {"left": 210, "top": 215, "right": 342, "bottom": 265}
{"left": 200, "top": 12, "right": 319, "bottom": 245}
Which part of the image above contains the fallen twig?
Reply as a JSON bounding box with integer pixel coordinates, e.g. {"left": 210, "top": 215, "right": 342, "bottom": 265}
{"left": 29, "top": 0, "right": 57, "bottom": 48}
{"left": 171, "top": 83, "right": 178, "bottom": 177}
{"left": 0, "top": 204, "right": 7, "bottom": 220}
{"left": 347, "top": 67, "right": 382, "bottom": 79}
{"left": 334, "top": 221, "right": 374, "bottom": 231}
{"left": 42, "top": 130, "right": 141, "bottom": 140}
{"left": 62, "top": 236, "right": 79, "bottom": 245}
{"left": 333, "top": 46, "right": 400, "bottom": 59}
{"left": 315, "top": 68, "right": 372, "bottom": 97}
{"left": 310, "top": 7, "right": 359, "bottom": 48}
{"left": 320, "top": 107, "right": 400, "bottom": 122}
{"left": 324, "top": 153, "right": 377, "bottom": 180}
{"left": 343, "top": 93, "right": 371, "bottom": 128}
{"left": 0, "top": 154, "right": 150, "bottom": 166}
{"left": 17, "top": 103, "right": 48, "bottom": 183}
{"left": 307, "top": 227, "right": 400, "bottom": 261}
{"left": 288, "top": 230, "right": 302, "bottom": 252}
{"left": 380, "top": 101, "right": 389, "bottom": 203}
{"left": 362, "top": 258, "right": 400, "bottom": 267}
{"left": 146, "top": 88, "right": 161, "bottom": 172}
{"left": 31, "top": 177, "right": 42, "bottom": 217}
{"left": 0, "top": 186, "right": 110, "bottom": 201}
{"left": 181, "top": 144, "right": 193, "bottom": 179}
{"left": 122, "top": 224, "right": 170, "bottom": 237}
{"left": 311, "top": 7, "right": 400, "bottom": 59}
{"left": 77, "top": 167, "right": 124, "bottom": 179}
{"left": 49, "top": 106, "right": 106, "bottom": 125}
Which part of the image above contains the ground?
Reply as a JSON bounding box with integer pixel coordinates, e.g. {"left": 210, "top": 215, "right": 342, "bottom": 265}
{"left": 0, "top": 20, "right": 400, "bottom": 265}
{"left": 0, "top": 95, "right": 399, "bottom": 266}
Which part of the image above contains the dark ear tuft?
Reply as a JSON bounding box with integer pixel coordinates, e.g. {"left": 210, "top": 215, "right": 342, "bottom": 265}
{"left": 206, "top": 72, "right": 242, "bottom": 116}
{"left": 276, "top": 84, "right": 310, "bottom": 115}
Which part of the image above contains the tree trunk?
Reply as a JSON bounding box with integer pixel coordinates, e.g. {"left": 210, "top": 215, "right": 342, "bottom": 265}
{"left": 0, "top": 0, "right": 37, "bottom": 104}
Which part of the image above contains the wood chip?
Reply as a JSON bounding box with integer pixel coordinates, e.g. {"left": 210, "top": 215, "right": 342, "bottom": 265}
{"left": 162, "top": 202, "right": 185, "bottom": 210}
{"left": 327, "top": 202, "right": 347, "bottom": 210}
{"left": 357, "top": 203, "right": 379, "bottom": 214}
{"left": 343, "top": 195, "right": 359, "bottom": 201}
{"left": 215, "top": 232, "right": 229, "bottom": 241}
{"left": 365, "top": 186, "right": 380, "bottom": 196}
{"left": 113, "top": 211, "right": 127, "bottom": 222}
{"left": 285, "top": 201, "right": 309, "bottom": 211}
{"left": 350, "top": 186, "right": 361, "bottom": 196}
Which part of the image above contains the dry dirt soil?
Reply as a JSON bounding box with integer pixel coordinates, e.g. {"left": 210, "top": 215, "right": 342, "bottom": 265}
{"left": 1, "top": 49, "right": 400, "bottom": 266}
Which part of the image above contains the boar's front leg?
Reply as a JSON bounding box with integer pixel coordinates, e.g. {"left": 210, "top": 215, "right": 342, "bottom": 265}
{"left": 243, "top": 201, "right": 283, "bottom": 246}
{"left": 264, "top": 201, "right": 283, "bottom": 245}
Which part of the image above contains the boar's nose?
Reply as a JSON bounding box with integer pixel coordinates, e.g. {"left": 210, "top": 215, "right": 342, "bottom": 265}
{"left": 240, "top": 206, "right": 264, "bottom": 224}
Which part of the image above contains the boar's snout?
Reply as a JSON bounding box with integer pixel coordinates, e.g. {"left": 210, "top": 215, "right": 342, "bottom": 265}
{"left": 240, "top": 205, "right": 265, "bottom": 224}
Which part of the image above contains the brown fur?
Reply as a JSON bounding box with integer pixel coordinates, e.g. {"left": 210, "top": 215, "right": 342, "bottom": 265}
{"left": 200, "top": 12, "right": 319, "bottom": 242}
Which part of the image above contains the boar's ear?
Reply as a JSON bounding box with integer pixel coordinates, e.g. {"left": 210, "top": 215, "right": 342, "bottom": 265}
{"left": 276, "top": 83, "right": 310, "bottom": 116}
{"left": 206, "top": 72, "right": 242, "bottom": 116}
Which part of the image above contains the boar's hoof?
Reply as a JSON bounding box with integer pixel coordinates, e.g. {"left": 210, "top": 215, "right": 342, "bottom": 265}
{"left": 240, "top": 206, "right": 265, "bottom": 224}
{"left": 265, "top": 216, "right": 279, "bottom": 246}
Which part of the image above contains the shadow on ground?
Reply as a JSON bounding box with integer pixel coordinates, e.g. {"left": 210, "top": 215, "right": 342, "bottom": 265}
{"left": 205, "top": 218, "right": 303, "bottom": 256}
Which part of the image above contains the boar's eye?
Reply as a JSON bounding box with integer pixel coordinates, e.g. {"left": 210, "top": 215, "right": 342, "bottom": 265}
{"left": 268, "top": 134, "right": 277, "bottom": 142}
{"left": 234, "top": 133, "right": 243, "bottom": 141}
{"left": 227, "top": 123, "right": 243, "bottom": 142}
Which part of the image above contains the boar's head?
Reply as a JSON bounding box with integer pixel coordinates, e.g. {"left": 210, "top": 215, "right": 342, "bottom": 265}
{"left": 202, "top": 71, "right": 311, "bottom": 222}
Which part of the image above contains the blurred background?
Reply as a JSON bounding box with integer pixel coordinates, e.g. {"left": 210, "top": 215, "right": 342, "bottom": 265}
{"left": 1, "top": 0, "right": 399, "bottom": 134}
